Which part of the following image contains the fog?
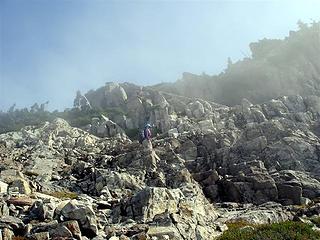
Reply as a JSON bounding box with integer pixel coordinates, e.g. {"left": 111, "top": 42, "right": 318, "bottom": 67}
{"left": 1, "top": 0, "right": 320, "bottom": 111}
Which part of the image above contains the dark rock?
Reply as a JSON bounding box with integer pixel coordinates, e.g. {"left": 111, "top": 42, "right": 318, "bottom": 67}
{"left": 277, "top": 184, "right": 302, "bottom": 205}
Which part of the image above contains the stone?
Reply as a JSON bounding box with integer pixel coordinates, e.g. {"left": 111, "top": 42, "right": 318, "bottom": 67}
{"left": 0, "top": 181, "right": 8, "bottom": 194}
{"left": 128, "top": 187, "right": 183, "bottom": 222}
{"left": 0, "top": 215, "right": 25, "bottom": 232}
{"left": 147, "top": 226, "right": 181, "bottom": 240}
{"left": 29, "top": 232, "right": 50, "bottom": 240}
{"left": 7, "top": 196, "right": 35, "bottom": 206}
{"left": 108, "top": 237, "right": 120, "bottom": 240}
{"left": 74, "top": 90, "right": 92, "bottom": 111}
{"left": 186, "top": 101, "right": 205, "bottom": 119}
{"left": 29, "top": 220, "right": 58, "bottom": 234}
{"left": 198, "top": 119, "right": 214, "bottom": 133}
{"left": 62, "top": 220, "right": 82, "bottom": 240}
{"left": 91, "top": 117, "right": 127, "bottom": 138}
{"left": 0, "top": 170, "right": 20, "bottom": 182}
{"left": 50, "top": 224, "right": 73, "bottom": 239}
{"left": 29, "top": 200, "right": 56, "bottom": 221}
{"left": 0, "top": 201, "right": 9, "bottom": 217}
{"left": 204, "top": 185, "right": 219, "bottom": 200}
{"left": 2, "top": 228, "right": 14, "bottom": 240}
{"left": 59, "top": 200, "right": 98, "bottom": 237}
{"left": 277, "top": 184, "right": 302, "bottom": 205}
{"left": 168, "top": 128, "right": 179, "bottom": 138}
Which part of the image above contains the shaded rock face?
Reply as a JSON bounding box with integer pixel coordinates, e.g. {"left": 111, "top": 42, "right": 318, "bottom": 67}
{"left": 180, "top": 95, "right": 320, "bottom": 206}
{"left": 1, "top": 93, "right": 320, "bottom": 239}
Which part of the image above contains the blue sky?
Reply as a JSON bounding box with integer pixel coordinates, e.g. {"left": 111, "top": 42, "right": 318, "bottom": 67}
{"left": 1, "top": 0, "right": 320, "bottom": 111}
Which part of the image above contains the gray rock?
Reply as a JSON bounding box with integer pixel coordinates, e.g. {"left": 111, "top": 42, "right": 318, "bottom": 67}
{"left": 10, "top": 178, "right": 32, "bottom": 195}
{"left": 0, "top": 215, "right": 25, "bottom": 232}
{"left": 59, "top": 200, "right": 98, "bottom": 237}
{"left": 28, "top": 232, "right": 50, "bottom": 240}
{"left": 186, "top": 101, "right": 205, "bottom": 119}
{"left": 0, "top": 202, "right": 9, "bottom": 217}
{"left": 127, "top": 187, "right": 183, "bottom": 222}
{"left": 0, "top": 182, "right": 8, "bottom": 194}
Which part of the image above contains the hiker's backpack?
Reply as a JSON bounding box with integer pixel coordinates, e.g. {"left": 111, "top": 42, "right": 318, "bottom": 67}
{"left": 138, "top": 130, "right": 145, "bottom": 144}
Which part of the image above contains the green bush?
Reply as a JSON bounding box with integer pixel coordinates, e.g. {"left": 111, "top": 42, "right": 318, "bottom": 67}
{"left": 0, "top": 107, "right": 119, "bottom": 134}
{"left": 217, "top": 221, "right": 320, "bottom": 240}
{"left": 45, "top": 191, "right": 78, "bottom": 199}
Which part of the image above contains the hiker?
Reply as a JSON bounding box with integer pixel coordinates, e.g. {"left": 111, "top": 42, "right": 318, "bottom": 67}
{"left": 142, "top": 123, "right": 160, "bottom": 170}
{"left": 139, "top": 123, "right": 153, "bottom": 150}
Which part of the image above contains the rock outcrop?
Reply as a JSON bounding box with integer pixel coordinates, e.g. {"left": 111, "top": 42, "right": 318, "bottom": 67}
{"left": 1, "top": 90, "right": 320, "bottom": 239}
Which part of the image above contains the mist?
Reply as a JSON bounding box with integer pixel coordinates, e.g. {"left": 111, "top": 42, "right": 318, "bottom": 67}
{"left": 1, "top": 0, "right": 320, "bottom": 111}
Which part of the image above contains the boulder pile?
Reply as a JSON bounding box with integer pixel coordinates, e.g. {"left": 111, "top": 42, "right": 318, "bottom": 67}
{"left": 1, "top": 90, "right": 320, "bottom": 239}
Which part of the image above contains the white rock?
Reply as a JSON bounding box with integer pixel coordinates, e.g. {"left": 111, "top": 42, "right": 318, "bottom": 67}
{"left": 0, "top": 181, "right": 8, "bottom": 194}
{"left": 168, "top": 128, "right": 179, "bottom": 138}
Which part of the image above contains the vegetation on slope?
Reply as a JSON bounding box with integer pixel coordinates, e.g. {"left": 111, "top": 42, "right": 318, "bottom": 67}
{"left": 0, "top": 106, "right": 106, "bottom": 134}
{"left": 217, "top": 220, "right": 320, "bottom": 240}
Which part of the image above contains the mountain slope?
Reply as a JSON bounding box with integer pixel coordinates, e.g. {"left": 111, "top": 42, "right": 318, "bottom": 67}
{"left": 153, "top": 21, "right": 320, "bottom": 106}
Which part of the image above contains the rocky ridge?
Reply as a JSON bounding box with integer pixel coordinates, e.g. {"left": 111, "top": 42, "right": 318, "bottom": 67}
{"left": 1, "top": 87, "right": 320, "bottom": 239}
{"left": 151, "top": 22, "right": 320, "bottom": 106}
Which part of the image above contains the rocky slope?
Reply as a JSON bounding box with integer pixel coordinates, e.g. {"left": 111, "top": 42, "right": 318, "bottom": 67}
{"left": 1, "top": 86, "right": 320, "bottom": 239}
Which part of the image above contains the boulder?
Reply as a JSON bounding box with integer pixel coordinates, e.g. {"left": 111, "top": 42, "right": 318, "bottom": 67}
{"left": 0, "top": 215, "right": 25, "bottom": 232}
{"left": 262, "top": 99, "right": 289, "bottom": 118}
{"left": 147, "top": 226, "right": 181, "bottom": 240}
{"left": 10, "top": 178, "right": 32, "bottom": 195}
{"left": 29, "top": 200, "right": 56, "bottom": 221}
{"left": 91, "top": 117, "right": 127, "bottom": 138}
{"left": 198, "top": 119, "right": 214, "bottom": 133}
{"left": 186, "top": 101, "right": 205, "bottom": 119}
{"left": 58, "top": 200, "right": 98, "bottom": 237}
{"left": 1, "top": 228, "right": 14, "bottom": 240}
{"left": 85, "top": 82, "right": 127, "bottom": 109}
{"left": 0, "top": 181, "right": 8, "bottom": 194}
{"left": 220, "top": 161, "right": 278, "bottom": 204}
{"left": 127, "top": 187, "right": 183, "bottom": 222}
{"left": 28, "top": 232, "right": 50, "bottom": 240}
{"left": 168, "top": 128, "right": 179, "bottom": 138}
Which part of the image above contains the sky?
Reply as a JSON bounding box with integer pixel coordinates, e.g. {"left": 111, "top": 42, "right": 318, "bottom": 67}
{"left": 1, "top": 0, "right": 320, "bottom": 111}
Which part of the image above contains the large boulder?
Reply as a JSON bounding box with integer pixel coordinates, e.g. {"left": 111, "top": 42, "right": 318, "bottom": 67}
{"left": 0, "top": 181, "right": 8, "bottom": 194}
{"left": 90, "top": 117, "right": 127, "bottom": 138}
{"left": 186, "top": 101, "right": 205, "bottom": 119}
{"left": 85, "top": 82, "right": 128, "bottom": 109}
{"left": 57, "top": 200, "right": 98, "bottom": 238}
{"left": 127, "top": 187, "right": 183, "bottom": 222}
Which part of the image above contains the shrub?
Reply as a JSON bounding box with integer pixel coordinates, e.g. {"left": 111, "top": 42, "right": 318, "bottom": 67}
{"left": 217, "top": 221, "right": 320, "bottom": 240}
{"left": 45, "top": 191, "right": 78, "bottom": 199}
